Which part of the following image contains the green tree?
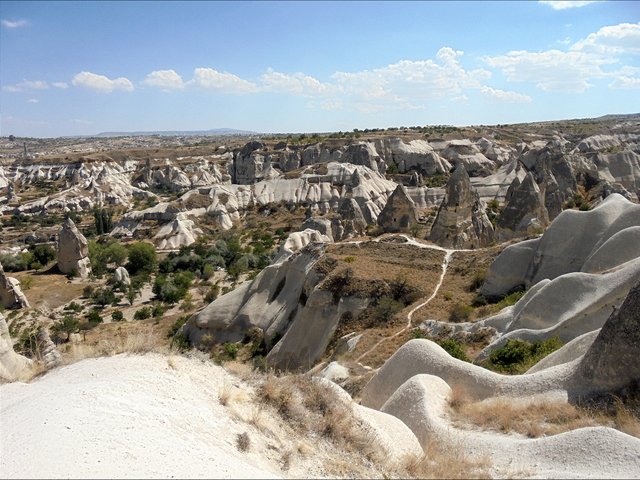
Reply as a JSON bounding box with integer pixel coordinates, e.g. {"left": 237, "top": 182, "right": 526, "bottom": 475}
{"left": 52, "top": 315, "right": 80, "bottom": 341}
{"left": 126, "top": 242, "right": 157, "bottom": 275}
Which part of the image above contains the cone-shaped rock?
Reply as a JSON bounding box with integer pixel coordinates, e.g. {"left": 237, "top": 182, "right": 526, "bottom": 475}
{"left": 337, "top": 197, "right": 368, "bottom": 238}
{"left": 57, "top": 218, "right": 91, "bottom": 279}
{"left": 496, "top": 172, "right": 549, "bottom": 239}
{"left": 429, "top": 167, "right": 495, "bottom": 248}
{"left": 377, "top": 185, "right": 418, "bottom": 233}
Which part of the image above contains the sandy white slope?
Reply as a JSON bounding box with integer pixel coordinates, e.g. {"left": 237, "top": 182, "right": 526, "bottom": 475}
{"left": 0, "top": 354, "right": 280, "bottom": 479}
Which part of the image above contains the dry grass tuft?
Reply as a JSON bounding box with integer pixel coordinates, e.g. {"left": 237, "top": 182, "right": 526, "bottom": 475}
{"left": 218, "top": 380, "right": 248, "bottom": 406}
{"left": 257, "top": 373, "right": 386, "bottom": 467}
{"left": 236, "top": 432, "right": 250, "bottom": 452}
{"left": 450, "top": 396, "right": 640, "bottom": 439}
{"left": 402, "top": 440, "right": 491, "bottom": 479}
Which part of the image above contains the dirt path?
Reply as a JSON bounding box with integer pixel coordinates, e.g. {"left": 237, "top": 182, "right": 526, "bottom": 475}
{"left": 354, "top": 234, "right": 471, "bottom": 366}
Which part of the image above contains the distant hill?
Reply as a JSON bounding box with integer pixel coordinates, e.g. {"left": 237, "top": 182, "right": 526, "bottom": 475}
{"left": 95, "top": 128, "right": 257, "bottom": 137}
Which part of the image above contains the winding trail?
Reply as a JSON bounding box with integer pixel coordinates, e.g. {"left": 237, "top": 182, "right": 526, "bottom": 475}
{"left": 354, "top": 234, "right": 471, "bottom": 364}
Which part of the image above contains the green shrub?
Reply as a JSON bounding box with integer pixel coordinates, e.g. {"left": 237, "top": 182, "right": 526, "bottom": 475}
{"left": 485, "top": 337, "right": 563, "bottom": 374}
{"left": 344, "top": 256, "right": 356, "bottom": 263}
{"left": 64, "top": 302, "right": 83, "bottom": 313}
{"left": 86, "top": 309, "right": 102, "bottom": 324}
{"left": 449, "top": 303, "right": 473, "bottom": 322}
{"left": 111, "top": 310, "right": 124, "bottom": 322}
{"left": 167, "top": 315, "right": 190, "bottom": 338}
{"left": 496, "top": 290, "right": 526, "bottom": 309}
{"left": 152, "top": 303, "right": 167, "bottom": 318}
{"left": 469, "top": 270, "right": 487, "bottom": 291}
{"left": 223, "top": 342, "right": 239, "bottom": 360}
{"left": 373, "top": 296, "right": 404, "bottom": 322}
{"left": 52, "top": 315, "right": 80, "bottom": 341}
{"left": 30, "top": 244, "right": 56, "bottom": 266}
{"left": 134, "top": 306, "right": 152, "bottom": 320}
{"left": 438, "top": 338, "right": 470, "bottom": 362}
{"left": 91, "top": 287, "right": 119, "bottom": 307}
{"left": 126, "top": 242, "right": 157, "bottom": 275}
{"left": 205, "top": 284, "right": 220, "bottom": 303}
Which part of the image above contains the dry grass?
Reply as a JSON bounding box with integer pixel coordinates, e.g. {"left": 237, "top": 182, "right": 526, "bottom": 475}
{"left": 449, "top": 392, "right": 640, "bottom": 439}
{"left": 236, "top": 432, "right": 251, "bottom": 452}
{"left": 257, "top": 373, "right": 387, "bottom": 468}
{"left": 402, "top": 440, "right": 491, "bottom": 479}
{"left": 218, "top": 380, "right": 249, "bottom": 406}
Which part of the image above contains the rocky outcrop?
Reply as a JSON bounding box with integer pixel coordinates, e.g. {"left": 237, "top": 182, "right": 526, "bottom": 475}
{"left": 57, "top": 218, "right": 91, "bottom": 279}
{"left": 0, "top": 263, "right": 29, "bottom": 309}
{"left": 113, "top": 266, "right": 130, "bottom": 286}
{"left": 521, "top": 140, "right": 577, "bottom": 220}
{"left": 181, "top": 243, "right": 370, "bottom": 371}
{"left": 0, "top": 314, "right": 33, "bottom": 382}
{"left": 335, "top": 197, "right": 368, "bottom": 239}
{"left": 429, "top": 167, "right": 495, "bottom": 248}
{"left": 481, "top": 193, "right": 640, "bottom": 299}
{"left": 36, "top": 328, "right": 62, "bottom": 370}
{"left": 575, "top": 278, "right": 640, "bottom": 398}
{"left": 376, "top": 185, "right": 419, "bottom": 233}
{"left": 496, "top": 172, "right": 549, "bottom": 239}
{"left": 374, "top": 138, "right": 452, "bottom": 175}
{"left": 153, "top": 214, "right": 203, "bottom": 250}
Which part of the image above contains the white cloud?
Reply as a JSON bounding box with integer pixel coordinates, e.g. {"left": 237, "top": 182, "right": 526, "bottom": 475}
{"left": 331, "top": 47, "right": 492, "bottom": 111}
{"left": 539, "top": 1, "right": 598, "bottom": 10}
{"left": 2, "top": 79, "right": 48, "bottom": 92}
{"left": 480, "top": 86, "right": 533, "bottom": 103}
{"left": 190, "top": 68, "right": 259, "bottom": 94}
{"left": 484, "top": 49, "right": 613, "bottom": 93}
{"left": 1, "top": 19, "right": 28, "bottom": 28}
{"left": 141, "top": 69, "right": 185, "bottom": 90}
{"left": 27, "top": 98, "right": 39, "bottom": 103}
{"left": 261, "top": 69, "right": 339, "bottom": 96}
{"left": 72, "top": 71, "right": 134, "bottom": 92}
{"left": 609, "top": 66, "right": 640, "bottom": 89}
{"left": 52, "top": 82, "right": 69, "bottom": 89}
{"left": 572, "top": 22, "right": 640, "bottom": 55}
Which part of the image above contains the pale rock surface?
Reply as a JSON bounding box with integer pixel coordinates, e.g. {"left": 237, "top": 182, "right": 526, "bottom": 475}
{"left": 470, "top": 157, "right": 526, "bottom": 203}
{"left": 0, "top": 354, "right": 280, "bottom": 479}
{"left": 0, "top": 263, "right": 29, "bottom": 309}
{"left": 379, "top": 373, "right": 640, "bottom": 479}
{"left": 272, "top": 229, "right": 331, "bottom": 263}
{"left": 429, "top": 167, "right": 495, "bottom": 248}
{"left": 36, "top": 328, "right": 62, "bottom": 370}
{"left": 0, "top": 314, "right": 33, "bottom": 382}
{"left": 57, "top": 218, "right": 91, "bottom": 278}
{"left": 481, "top": 193, "right": 640, "bottom": 298}
{"left": 153, "top": 214, "right": 203, "bottom": 250}
{"left": 112, "top": 266, "right": 131, "bottom": 286}
{"left": 496, "top": 172, "right": 549, "bottom": 239}
{"left": 376, "top": 184, "right": 419, "bottom": 233}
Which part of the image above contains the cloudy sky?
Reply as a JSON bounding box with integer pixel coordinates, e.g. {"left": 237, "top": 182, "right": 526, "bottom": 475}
{"left": 0, "top": 1, "right": 638, "bottom": 137}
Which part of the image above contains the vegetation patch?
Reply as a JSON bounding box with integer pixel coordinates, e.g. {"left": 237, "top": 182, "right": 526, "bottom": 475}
{"left": 482, "top": 337, "right": 563, "bottom": 374}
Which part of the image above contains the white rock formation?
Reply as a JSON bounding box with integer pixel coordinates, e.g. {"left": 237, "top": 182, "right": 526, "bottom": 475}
{"left": 112, "top": 266, "right": 131, "bottom": 286}
{"left": 57, "top": 218, "right": 91, "bottom": 279}
{"left": 0, "top": 314, "right": 33, "bottom": 382}
{"left": 153, "top": 214, "right": 203, "bottom": 250}
{"left": 0, "top": 263, "right": 29, "bottom": 309}
{"left": 481, "top": 193, "right": 640, "bottom": 298}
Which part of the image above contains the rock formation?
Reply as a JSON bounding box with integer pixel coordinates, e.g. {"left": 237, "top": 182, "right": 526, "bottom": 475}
{"left": 481, "top": 193, "right": 640, "bottom": 299}
{"left": 57, "top": 218, "right": 91, "bottom": 279}
{"left": 376, "top": 185, "right": 418, "bottom": 233}
{"left": 0, "top": 263, "right": 29, "bottom": 309}
{"left": 575, "top": 278, "right": 640, "bottom": 398}
{"left": 36, "top": 328, "right": 62, "bottom": 370}
{"left": 0, "top": 313, "right": 33, "bottom": 382}
{"left": 113, "top": 266, "right": 131, "bottom": 286}
{"left": 429, "top": 167, "right": 495, "bottom": 248}
{"left": 496, "top": 172, "right": 549, "bottom": 239}
{"left": 335, "top": 197, "right": 368, "bottom": 239}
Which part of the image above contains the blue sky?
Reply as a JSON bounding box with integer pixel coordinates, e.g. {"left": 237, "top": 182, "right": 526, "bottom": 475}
{"left": 1, "top": 1, "right": 639, "bottom": 137}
